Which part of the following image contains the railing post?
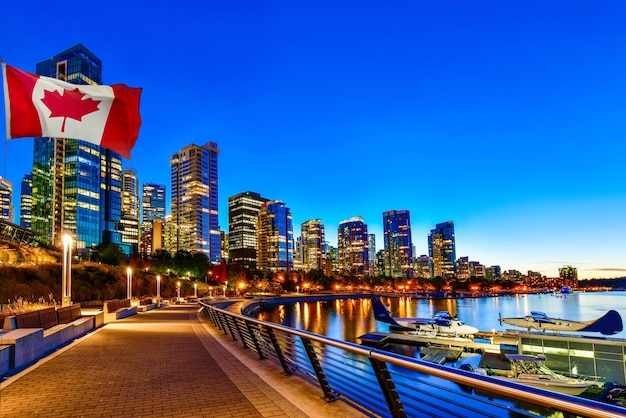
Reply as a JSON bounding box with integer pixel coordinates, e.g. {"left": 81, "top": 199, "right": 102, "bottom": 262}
{"left": 234, "top": 318, "right": 248, "bottom": 348}
{"left": 266, "top": 328, "right": 293, "bottom": 375}
{"left": 369, "top": 357, "right": 406, "bottom": 418}
{"left": 246, "top": 322, "right": 266, "bottom": 359}
{"left": 301, "top": 337, "right": 338, "bottom": 403}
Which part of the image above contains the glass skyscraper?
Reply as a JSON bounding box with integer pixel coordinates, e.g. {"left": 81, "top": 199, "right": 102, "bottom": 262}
{"left": 337, "top": 216, "right": 369, "bottom": 277}
{"left": 0, "top": 178, "right": 13, "bottom": 222}
{"left": 257, "top": 200, "right": 293, "bottom": 272}
{"left": 428, "top": 220, "right": 456, "bottom": 279}
{"left": 383, "top": 210, "right": 413, "bottom": 278}
{"left": 228, "top": 191, "right": 269, "bottom": 269}
{"left": 32, "top": 44, "right": 124, "bottom": 257}
{"left": 169, "top": 142, "right": 220, "bottom": 262}
{"left": 120, "top": 168, "right": 140, "bottom": 255}
{"left": 139, "top": 183, "right": 166, "bottom": 256}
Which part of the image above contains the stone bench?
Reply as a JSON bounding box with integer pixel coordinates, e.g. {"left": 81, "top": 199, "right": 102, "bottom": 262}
{"left": 103, "top": 299, "right": 137, "bottom": 323}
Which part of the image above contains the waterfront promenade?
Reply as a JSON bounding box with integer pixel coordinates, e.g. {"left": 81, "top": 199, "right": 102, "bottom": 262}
{"left": 0, "top": 304, "right": 365, "bottom": 418}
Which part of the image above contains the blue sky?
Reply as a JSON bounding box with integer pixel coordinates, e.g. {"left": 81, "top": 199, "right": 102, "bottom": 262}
{"left": 1, "top": 1, "right": 625, "bottom": 279}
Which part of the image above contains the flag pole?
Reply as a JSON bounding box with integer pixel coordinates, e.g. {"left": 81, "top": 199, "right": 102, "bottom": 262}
{"left": 1, "top": 58, "right": 5, "bottom": 179}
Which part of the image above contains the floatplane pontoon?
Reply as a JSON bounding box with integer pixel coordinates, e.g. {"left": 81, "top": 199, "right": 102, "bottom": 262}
{"left": 500, "top": 310, "right": 623, "bottom": 335}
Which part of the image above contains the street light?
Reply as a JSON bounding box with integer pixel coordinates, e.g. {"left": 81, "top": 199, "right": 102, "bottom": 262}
{"left": 177, "top": 281, "right": 181, "bottom": 300}
{"left": 223, "top": 285, "right": 226, "bottom": 298}
{"left": 156, "top": 274, "right": 161, "bottom": 306}
{"left": 127, "top": 267, "right": 133, "bottom": 300}
{"left": 61, "top": 234, "right": 72, "bottom": 307}
{"left": 194, "top": 282, "right": 197, "bottom": 298}
{"left": 209, "top": 286, "right": 213, "bottom": 297}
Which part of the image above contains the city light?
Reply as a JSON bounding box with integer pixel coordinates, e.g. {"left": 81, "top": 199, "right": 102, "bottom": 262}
{"left": 61, "top": 234, "right": 72, "bottom": 307}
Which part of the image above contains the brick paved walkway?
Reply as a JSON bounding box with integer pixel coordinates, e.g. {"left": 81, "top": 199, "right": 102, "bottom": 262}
{"left": 0, "top": 304, "right": 365, "bottom": 418}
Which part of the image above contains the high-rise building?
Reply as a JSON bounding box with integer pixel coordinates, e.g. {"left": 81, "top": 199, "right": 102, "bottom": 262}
{"left": 228, "top": 191, "right": 269, "bottom": 269}
{"left": 119, "top": 168, "right": 140, "bottom": 255}
{"left": 31, "top": 44, "right": 124, "bottom": 257}
{"left": 428, "top": 221, "right": 456, "bottom": 279}
{"left": 301, "top": 219, "right": 325, "bottom": 271}
{"left": 456, "top": 256, "right": 470, "bottom": 281}
{"left": 257, "top": 200, "right": 293, "bottom": 272}
{"left": 139, "top": 183, "right": 166, "bottom": 256}
{"left": 337, "top": 216, "right": 369, "bottom": 277}
{"left": 368, "top": 234, "right": 377, "bottom": 276}
{"left": 0, "top": 178, "right": 14, "bottom": 222}
{"left": 19, "top": 174, "right": 32, "bottom": 228}
{"left": 559, "top": 265, "right": 578, "bottom": 288}
{"left": 169, "top": 142, "right": 220, "bottom": 262}
{"left": 382, "top": 210, "right": 413, "bottom": 278}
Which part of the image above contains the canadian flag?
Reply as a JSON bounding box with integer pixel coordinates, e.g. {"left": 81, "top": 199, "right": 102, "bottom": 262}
{"left": 2, "top": 63, "right": 142, "bottom": 159}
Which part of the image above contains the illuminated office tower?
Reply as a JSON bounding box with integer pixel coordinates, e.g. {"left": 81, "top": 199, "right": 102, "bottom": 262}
{"left": 368, "top": 234, "right": 376, "bottom": 276}
{"left": 559, "top": 265, "right": 578, "bottom": 288}
{"left": 228, "top": 191, "right": 269, "bottom": 269}
{"left": 140, "top": 183, "right": 166, "bottom": 255}
{"left": 301, "top": 219, "right": 325, "bottom": 271}
{"left": 257, "top": 200, "right": 293, "bottom": 272}
{"left": 119, "top": 168, "right": 140, "bottom": 255}
{"left": 337, "top": 216, "right": 369, "bottom": 277}
{"left": 428, "top": 221, "right": 456, "bottom": 279}
{"left": 169, "top": 142, "right": 221, "bottom": 262}
{"left": 20, "top": 174, "right": 32, "bottom": 228}
{"left": 0, "top": 178, "right": 14, "bottom": 222}
{"left": 382, "top": 209, "right": 413, "bottom": 278}
{"left": 31, "top": 44, "right": 124, "bottom": 257}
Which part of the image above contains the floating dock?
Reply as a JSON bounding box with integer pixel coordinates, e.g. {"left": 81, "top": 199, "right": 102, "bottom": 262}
{"left": 357, "top": 331, "right": 519, "bottom": 353}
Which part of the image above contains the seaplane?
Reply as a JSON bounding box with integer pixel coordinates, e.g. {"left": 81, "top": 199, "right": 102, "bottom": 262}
{"left": 499, "top": 310, "right": 623, "bottom": 335}
{"left": 372, "top": 297, "right": 479, "bottom": 337}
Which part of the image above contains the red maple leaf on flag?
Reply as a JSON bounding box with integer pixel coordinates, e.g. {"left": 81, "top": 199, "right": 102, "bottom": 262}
{"left": 40, "top": 88, "right": 101, "bottom": 132}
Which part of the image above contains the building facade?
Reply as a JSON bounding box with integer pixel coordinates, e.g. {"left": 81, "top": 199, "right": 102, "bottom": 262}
{"left": 169, "top": 142, "right": 221, "bottom": 262}
{"left": 19, "top": 174, "right": 32, "bottom": 228}
{"left": 428, "top": 221, "right": 456, "bottom": 279}
{"left": 140, "top": 182, "right": 166, "bottom": 256}
{"left": 228, "top": 191, "right": 269, "bottom": 269}
{"left": 300, "top": 219, "right": 325, "bottom": 271}
{"left": 31, "top": 44, "right": 125, "bottom": 257}
{"left": 119, "top": 168, "right": 140, "bottom": 255}
{"left": 0, "top": 178, "right": 13, "bottom": 222}
{"left": 257, "top": 200, "right": 293, "bottom": 272}
{"left": 382, "top": 209, "right": 413, "bottom": 278}
{"left": 337, "top": 216, "right": 369, "bottom": 277}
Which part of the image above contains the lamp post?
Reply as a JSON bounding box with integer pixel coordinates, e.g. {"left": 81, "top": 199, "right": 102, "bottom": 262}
{"left": 127, "top": 267, "right": 133, "bottom": 300}
{"left": 223, "top": 285, "right": 226, "bottom": 298}
{"left": 177, "top": 281, "right": 181, "bottom": 300}
{"left": 209, "top": 286, "right": 213, "bottom": 297}
{"left": 156, "top": 274, "right": 161, "bottom": 306}
{"left": 194, "top": 283, "right": 197, "bottom": 298}
{"left": 61, "top": 234, "right": 72, "bottom": 307}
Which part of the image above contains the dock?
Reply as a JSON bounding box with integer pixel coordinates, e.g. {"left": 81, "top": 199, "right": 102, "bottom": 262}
{"left": 357, "top": 331, "right": 519, "bottom": 353}
{"left": 421, "top": 346, "right": 463, "bottom": 364}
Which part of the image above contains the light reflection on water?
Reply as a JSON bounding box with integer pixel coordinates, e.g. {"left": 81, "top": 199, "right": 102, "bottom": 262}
{"left": 258, "top": 291, "right": 626, "bottom": 342}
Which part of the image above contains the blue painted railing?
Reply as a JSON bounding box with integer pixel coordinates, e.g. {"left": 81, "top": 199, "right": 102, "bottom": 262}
{"left": 200, "top": 300, "right": 626, "bottom": 418}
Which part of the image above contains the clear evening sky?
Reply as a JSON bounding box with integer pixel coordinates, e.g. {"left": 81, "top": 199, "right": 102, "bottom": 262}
{"left": 1, "top": 1, "right": 625, "bottom": 279}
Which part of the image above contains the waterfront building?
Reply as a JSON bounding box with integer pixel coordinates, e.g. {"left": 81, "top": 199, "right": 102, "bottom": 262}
{"left": 456, "top": 256, "right": 470, "bottom": 281}
{"left": 413, "top": 255, "right": 430, "bottom": 279}
{"left": 485, "top": 265, "right": 501, "bottom": 282}
{"left": 228, "top": 191, "right": 269, "bottom": 269}
{"left": 375, "top": 250, "right": 386, "bottom": 277}
{"left": 0, "top": 178, "right": 14, "bottom": 222}
{"left": 382, "top": 210, "right": 413, "bottom": 278}
{"left": 169, "top": 142, "right": 221, "bottom": 262}
{"left": 337, "top": 216, "right": 369, "bottom": 277}
{"left": 163, "top": 215, "right": 177, "bottom": 255}
{"left": 139, "top": 183, "right": 166, "bottom": 255}
{"left": 119, "top": 168, "right": 140, "bottom": 255}
{"left": 469, "top": 261, "right": 485, "bottom": 279}
{"left": 368, "top": 234, "right": 377, "bottom": 276}
{"left": 257, "top": 200, "right": 294, "bottom": 272}
{"left": 301, "top": 219, "right": 325, "bottom": 271}
{"left": 428, "top": 221, "right": 456, "bottom": 279}
{"left": 19, "top": 174, "right": 32, "bottom": 228}
{"left": 559, "top": 265, "right": 578, "bottom": 288}
{"left": 31, "top": 44, "right": 125, "bottom": 257}
{"left": 325, "top": 244, "right": 338, "bottom": 277}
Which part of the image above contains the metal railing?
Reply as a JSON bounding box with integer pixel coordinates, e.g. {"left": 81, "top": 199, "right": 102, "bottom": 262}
{"left": 200, "top": 301, "right": 626, "bottom": 418}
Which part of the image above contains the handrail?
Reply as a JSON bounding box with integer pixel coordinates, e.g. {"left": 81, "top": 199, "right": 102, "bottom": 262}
{"left": 200, "top": 300, "right": 626, "bottom": 418}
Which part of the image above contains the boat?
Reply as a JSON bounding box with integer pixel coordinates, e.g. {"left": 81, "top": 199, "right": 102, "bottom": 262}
{"left": 560, "top": 286, "right": 574, "bottom": 294}
{"left": 372, "top": 297, "right": 479, "bottom": 337}
{"left": 499, "top": 310, "right": 623, "bottom": 335}
{"left": 472, "top": 354, "right": 598, "bottom": 396}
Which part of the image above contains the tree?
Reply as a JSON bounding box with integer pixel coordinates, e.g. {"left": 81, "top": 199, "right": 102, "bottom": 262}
{"left": 100, "top": 243, "right": 125, "bottom": 266}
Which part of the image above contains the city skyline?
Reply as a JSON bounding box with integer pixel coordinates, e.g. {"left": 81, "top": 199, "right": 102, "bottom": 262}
{"left": 1, "top": 2, "right": 625, "bottom": 279}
